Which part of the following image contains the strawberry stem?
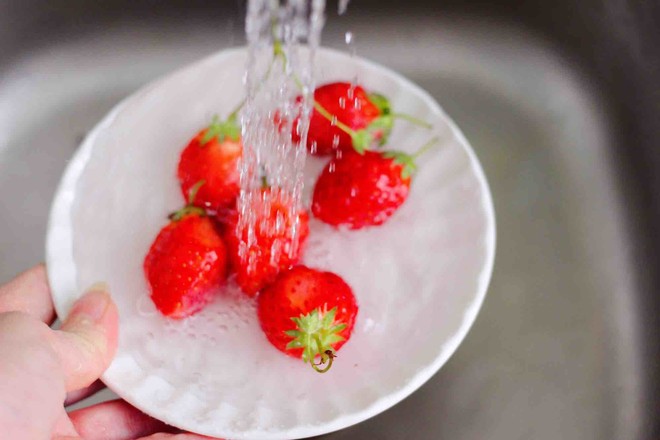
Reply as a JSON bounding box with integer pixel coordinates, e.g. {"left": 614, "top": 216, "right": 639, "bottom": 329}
{"left": 270, "top": 37, "right": 360, "bottom": 143}
{"left": 227, "top": 101, "right": 244, "bottom": 122}
{"left": 169, "top": 180, "right": 206, "bottom": 221}
{"left": 187, "top": 180, "right": 206, "bottom": 205}
{"left": 312, "top": 349, "right": 336, "bottom": 373}
{"left": 412, "top": 136, "right": 440, "bottom": 159}
{"left": 201, "top": 114, "right": 241, "bottom": 145}
{"left": 390, "top": 112, "right": 433, "bottom": 129}
{"left": 284, "top": 306, "right": 347, "bottom": 373}
{"left": 383, "top": 137, "right": 439, "bottom": 179}
{"left": 312, "top": 101, "right": 357, "bottom": 136}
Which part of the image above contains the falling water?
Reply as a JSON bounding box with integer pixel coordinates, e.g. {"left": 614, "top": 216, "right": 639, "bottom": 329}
{"left": 338, "top": 0, "right": 350, "bottom": 15}
{"left": 239, "top": 0, "right": 326, "bottom": 272}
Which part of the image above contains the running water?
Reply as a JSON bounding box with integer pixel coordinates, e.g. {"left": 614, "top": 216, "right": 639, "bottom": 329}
{"left": 338, "top": 0, "right": 350, "bottom": 15}
{"left": 239, "top": 0, "right": 326, "bottom": 272}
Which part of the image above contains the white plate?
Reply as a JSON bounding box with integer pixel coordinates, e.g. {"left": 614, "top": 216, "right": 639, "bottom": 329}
{"left": 46, "top": 47, "right": 495, "bottom": 439}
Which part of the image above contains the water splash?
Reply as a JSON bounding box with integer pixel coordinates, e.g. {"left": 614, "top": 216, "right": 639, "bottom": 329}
{"left": 338, "top": 0, "right": 350, "bottom": 15}
{"left": 239, "top": 0, "right": 326, "bottom": 271}
{"left": 344, "top": 31, "right": 358, "bottom": 111}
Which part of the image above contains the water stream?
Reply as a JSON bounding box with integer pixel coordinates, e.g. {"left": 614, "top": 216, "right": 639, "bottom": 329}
{"left": 238, "top": 0, "right": 326, "bottom": 270}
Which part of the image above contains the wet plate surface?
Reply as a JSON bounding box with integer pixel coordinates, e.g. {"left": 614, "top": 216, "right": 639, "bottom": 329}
{"left": 45, "top": 48, "right": 494, "bottom": 439}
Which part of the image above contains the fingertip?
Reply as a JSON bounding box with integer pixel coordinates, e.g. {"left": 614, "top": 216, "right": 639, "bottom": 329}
{"left": 64, "top": 287, "right": 119, "bottom": 350}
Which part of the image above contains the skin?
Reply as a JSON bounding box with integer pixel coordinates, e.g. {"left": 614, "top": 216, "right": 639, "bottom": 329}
{"left": 0, "top": 265, "right": 216, "bottom": 440}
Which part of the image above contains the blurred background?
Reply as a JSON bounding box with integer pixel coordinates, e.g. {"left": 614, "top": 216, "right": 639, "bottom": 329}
{"left": 0, "top": 1, "right": 658, "bottom": 439}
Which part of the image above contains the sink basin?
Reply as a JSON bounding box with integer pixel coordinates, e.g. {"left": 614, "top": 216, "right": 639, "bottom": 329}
{"left": 0, "top": 1, "right": 657, "bottom": 439}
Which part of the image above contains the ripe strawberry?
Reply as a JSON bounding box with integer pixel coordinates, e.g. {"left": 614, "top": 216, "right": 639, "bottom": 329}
{"left": 312, "top": 145, "right": 432, "bottom": 229}
{"left": 177, "top": 115, "right": 242, "bottom": 212}
{"left": 144, "top": 183, "right": 228, "bottom": 318}
{"left": 258, "top": 265, "right": 358, "bottom": 372}
{"left": 294, "top": 82, "right": 392, "bottom": 155}
{"left": 224, "top": 187, "right": 310, "bottom": 296}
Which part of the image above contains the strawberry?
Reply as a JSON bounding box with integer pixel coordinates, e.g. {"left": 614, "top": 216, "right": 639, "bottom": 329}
{"left": 258, "top": 265, "right": 358, "bottom": 372}
{"left": 294, "top": 82, "right": 393, "bottom": 155}
{"left": 312, "top": 138, "right": 436, "bottom": 229}
{"left": 224, "top": 187, "right": 310, "bottom": 296}
{"left": 144, "top": 182, "right": 228, "bottom": 318}
{"left": 177, "top": 114, "right": 242, "bottom": 212}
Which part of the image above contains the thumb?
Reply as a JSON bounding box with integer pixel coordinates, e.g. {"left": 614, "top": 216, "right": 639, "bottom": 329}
{"left": 49, "top": 284, "right": 119, "bottom": 392}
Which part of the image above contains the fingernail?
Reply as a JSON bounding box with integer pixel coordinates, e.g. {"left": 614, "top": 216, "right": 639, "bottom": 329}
{"left": 69, "top": 284, "right": 111, "bottom": 322}
{"left": 87, "top": 282, "right": 109, "bottom": 293}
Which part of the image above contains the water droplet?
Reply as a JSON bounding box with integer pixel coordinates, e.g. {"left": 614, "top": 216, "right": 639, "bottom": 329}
{"left": 332, "top": 135, "right": 340, "bottom": 149}
{"left": 345, "top": 31, "right": 353, "bottom": 45}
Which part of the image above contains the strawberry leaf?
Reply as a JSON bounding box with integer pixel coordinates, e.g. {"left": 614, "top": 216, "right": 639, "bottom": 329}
{"left": 351, "top": 131, "right": 371, "bottom": 154}
{"left": 351, "top": 115, "right": 393, "bottom": 152}
{"left": 321, "top": 307, "right": 337, "bottom": 327}
{"left": 201, "top": 114, "right": 241, "bottom": 145}
{"left": 325, "top": 334, "right": 345, "bottom": 345}
{"left": 383, "top": 150, "right": 417, "bottom": 179}
{"left": 286, "top": 339, "right": 303, "bottom": 349}
{"left": 368, "top": 93, "right": 391, "bottom": 116}
{"left": 365, "top": 114, "right": 393, "bottom": 147}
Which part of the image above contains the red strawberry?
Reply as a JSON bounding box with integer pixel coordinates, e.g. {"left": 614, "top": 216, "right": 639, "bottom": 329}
{"left": 294, "top": 82, "right": 392, "bottom": 155}
{"left": 312, "top": 145, "right": 430, "bottom": 229}
{"left": 144, "top": 183, "right": 228, "bottom": 318}
{"left": 258, "top": 265, "right": 358, "bottom": 372}
{"left": 224, "top": 187, "right": 310, "bottom": 296}
{"left": 177, "top": 115, "right": 242, "bottom": 212}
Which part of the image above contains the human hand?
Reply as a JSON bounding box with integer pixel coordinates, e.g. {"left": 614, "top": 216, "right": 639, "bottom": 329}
{"left": 0, "top": 265, "right": 214, "bottom": 440}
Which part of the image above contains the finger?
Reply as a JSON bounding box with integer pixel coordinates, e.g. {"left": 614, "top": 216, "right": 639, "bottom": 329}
{"left": 0, "top": 312, "right": 65, "bottom": 439}
{"left": 48, "top": 285, "right": 119, "bottom": 392}
{"left": 69, "top": 399, "right": 178, "bottom": 440}
{"left": 65, "top": 379, "right": 106, "bottom": 407}
{"left": 53, "top": 408, "right": 81, "bottom": 438}
{"left": 140, "top": 434, "right": 218, "bottom": 439}
{"left": 0, "top": 264, "right": 55, "bottom": 324}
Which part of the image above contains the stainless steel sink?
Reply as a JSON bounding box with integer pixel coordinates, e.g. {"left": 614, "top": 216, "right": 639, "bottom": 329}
{"left": 1, "top": 1, "right": 658, "bottom": 439}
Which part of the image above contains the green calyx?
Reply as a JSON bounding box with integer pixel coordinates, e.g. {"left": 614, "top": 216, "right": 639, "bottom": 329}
{"left": 168, "top": 180, "right": 206, "bottom": 221}
{"left": 285, "top": 306, "right": 347, "bottom": 373}
{"left": 350, "top": 116, "right": 394, "bottom": 154}
{"left": 349, "top": 94, "right": 394, "bottom": 154}
{"left": 368, "top": 92, "right": 391, "bottom": 116}
{"left": 383, "top": 150, "right": 417, "bottom": 179}
{"left": 200, "top": 114, "right": 241, "bottom": 145}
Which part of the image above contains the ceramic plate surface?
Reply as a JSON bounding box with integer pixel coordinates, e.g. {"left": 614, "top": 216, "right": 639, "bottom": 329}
{"left": 46, "top": 47, "right": 495, "bottom": 439}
